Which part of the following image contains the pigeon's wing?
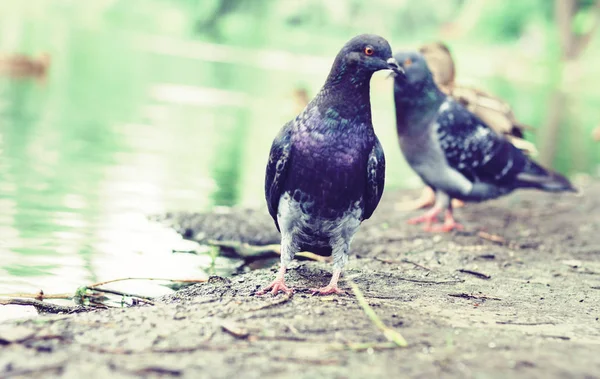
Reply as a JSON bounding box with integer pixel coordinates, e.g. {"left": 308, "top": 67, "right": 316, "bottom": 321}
{"left": 363, "top": 136, "right": 385, "bottom": 220}
{"left": 436, "top": 99, "right": 572, "bottom": 195}
{"left": 436, "top": 99, "right": 530, "bottom": 185}
{"left": 265, "top": 121, "right": 293, "bottom": 231}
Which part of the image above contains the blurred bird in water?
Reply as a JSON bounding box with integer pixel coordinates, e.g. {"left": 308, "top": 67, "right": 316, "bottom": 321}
{"left": 0, "top": 52, "right": 51, "bottom": 80}
{"left": 392, "top": 51, "right": 575, "bottom": 232}
{"left": 397, "top": 42, "right": 538, "bottom": 211}
{"left": 260, "top": 34, "right": 403, "bottom": 295}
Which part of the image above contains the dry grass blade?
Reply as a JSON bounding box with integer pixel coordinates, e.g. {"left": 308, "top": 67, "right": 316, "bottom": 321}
{"left": 349, "top": 281, "right": 408, "bottom": 348}
{"left": 478, "top": 231, "right": 506, "bottom": 244}
{"left": 206, "top": 240, "right": 328, "bottom": 262}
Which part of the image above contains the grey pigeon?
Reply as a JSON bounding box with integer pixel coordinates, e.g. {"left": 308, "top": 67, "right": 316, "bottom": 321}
{"left": 392, "top": 51, "right": 576, "bottom": 232}
{"left": 259, "top": 34, "right": 403, "bottom": 295}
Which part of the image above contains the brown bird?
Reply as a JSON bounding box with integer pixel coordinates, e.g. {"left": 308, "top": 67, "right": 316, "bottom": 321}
{"left": 0, "top": 52, "right": 51, "bottom": 80}
{"left": 398, "top": 42, "right": 538, "bottom": 211}
{"left": 292, "top": 87, "right": 310, "bottom": 114}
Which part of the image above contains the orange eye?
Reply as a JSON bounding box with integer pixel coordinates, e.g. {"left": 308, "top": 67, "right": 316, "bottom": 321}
{"left": 404, "top": 58, "right": 413, "bottom": 66}
{"left": 364, "top": 47, "right": 374, "bottom": 56}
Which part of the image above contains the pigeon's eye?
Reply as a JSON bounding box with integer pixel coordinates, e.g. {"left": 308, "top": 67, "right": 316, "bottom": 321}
{"left": 364, "top": 47, "right": 374, "bottom": 56}
{"left": 404, "top": 58, "right": 413, "bottom": 67}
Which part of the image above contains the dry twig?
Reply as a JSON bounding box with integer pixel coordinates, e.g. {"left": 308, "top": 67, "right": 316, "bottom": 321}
{"left": 477, "top": 231, "right": 506, "bottom": 244}
{"left": 0, "top": 298, "right": 86, "bottom": 313}
{"left": 448, "top": 293, "right": 501, "bottom": 301}
{"left": 457, "top": 269, "right": 491, "bottom": 280}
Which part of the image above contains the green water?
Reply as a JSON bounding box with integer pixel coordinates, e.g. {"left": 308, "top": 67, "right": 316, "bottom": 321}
{"left": 0, "top": 2, "right": 599, "bottom": 315}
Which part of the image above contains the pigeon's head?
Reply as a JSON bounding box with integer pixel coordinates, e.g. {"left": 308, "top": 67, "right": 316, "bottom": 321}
{"left": 330, "top": 34, "right": 404, "bottom": 81}
{"left": 392, "top": 51, "right": 437, "bottom": 94}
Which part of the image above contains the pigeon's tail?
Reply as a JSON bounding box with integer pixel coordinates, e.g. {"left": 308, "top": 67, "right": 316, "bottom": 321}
{"left": 515, "top": 160, "right": 578, "bottom": 193}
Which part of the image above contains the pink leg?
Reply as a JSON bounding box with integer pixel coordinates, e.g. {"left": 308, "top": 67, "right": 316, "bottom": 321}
{"left": 311, "top": 270, "right": 345, "bottom": 295}
{"left": 425, "top": 210, "right": 464, "bottom": 232}
{"left": 256, "top": 265, "right": 293, "bottom": 296}
{"left": 407, "top": 206, "right": 442, "bottom": 230}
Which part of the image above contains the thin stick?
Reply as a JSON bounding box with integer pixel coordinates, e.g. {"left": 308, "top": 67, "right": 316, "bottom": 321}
{"left": 86, "top": 277, "right": 207, "bottom": 289}
{"left": 457, "top": 269, "right": 491, "bottom": 280}
{"left": 246, "top": 293, "right": 293, "bottom": 312}
{"left": 85, "top": 287, "right": 155, "bottom": 303}
{"left": 0, "top": 293, "right": 72, "bottom": 300}
{"left": 448, "top": 293, "right": 501, "bottom": 301}
{"left": 477, "top": 231, "right": 506, "bottom": 244}
{"left": 269, "top": 356, "right": 340, "bottom": 365}
{"left": 349, "top": 281, "right": 408, "bottom": 347}
{"left": 374, "top": 257, "right": 431, "bottom": 271}
{"left": 221, "top": 321, "right": 250, "bottom": 339}
{"left": 82, "top": 343, "right": 232, "bottom": 354}
{"left": 396, "top": 277, "right": 463, "bottom": 284}
{"left": 0, "top": 364, "right": 65, "bottom": 378}
{"left": 206, "top": 240, "right": 328, "bottom": 262}
{"left": 296, "top": 251, "right": 329, "bottom": 262}
{"left": 0, "top": 298, "right": 86, "bottom": 313}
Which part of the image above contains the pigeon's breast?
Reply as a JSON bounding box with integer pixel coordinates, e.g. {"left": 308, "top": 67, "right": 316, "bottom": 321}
{"left": 400, "top": 123, "right": 473, "bottom": 196}
{"left": 287, "top": 131, "right": 369, "bottom": 213}
{"left": 277, "top": 192, "right": 362, "bottom": 253}
{"left": 294, "top": 131, "right": 362, "bottom": 168}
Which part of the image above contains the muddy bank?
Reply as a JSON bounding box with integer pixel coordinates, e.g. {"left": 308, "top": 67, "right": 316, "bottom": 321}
{"left": 1, "top": 184, "right": 600, "bottom": 379}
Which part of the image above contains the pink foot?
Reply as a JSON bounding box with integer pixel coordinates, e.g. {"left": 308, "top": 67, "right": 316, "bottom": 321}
{"left": 310, "top": 284, "right": 346, "bottom": 296}
{"left": 256, "top": 279, "right": 293, "bottom": 296}
{"left": 425, "top": 222, "right": 464, "bottom": 232}
{"left": 310, "top": 270, "right": 344, "bottom": 295}
{"left": 256, "top": 266, "right": 293, "bottom": 296}
{"left": 407, "top": 206, "right": 442, "bottom": 228}
{"left": 423, "top": 210, "right": 464, "bottom": 232}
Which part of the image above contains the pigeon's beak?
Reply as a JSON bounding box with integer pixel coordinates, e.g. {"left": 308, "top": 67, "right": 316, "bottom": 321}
{"left": 387, "top": 57, "right": 405, "bottom": 78}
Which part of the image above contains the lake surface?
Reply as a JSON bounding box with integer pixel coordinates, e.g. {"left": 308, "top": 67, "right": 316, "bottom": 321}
{"left": 1, "top": 2, "right": 598, "bottom": 320}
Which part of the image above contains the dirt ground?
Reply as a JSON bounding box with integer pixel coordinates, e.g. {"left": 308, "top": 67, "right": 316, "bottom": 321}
{"left": 1, "top": 183, "right": 599, "bottom": 379}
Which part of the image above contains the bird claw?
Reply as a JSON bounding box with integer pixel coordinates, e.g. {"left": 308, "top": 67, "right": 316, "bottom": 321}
{"left": 256, "top": 280, "right": 293, "bottom": 296}
{"left": 407, "top": 215, "right": 436, "bottom": 225}
{"left": 310, "top": 285, "right": 346, "bottom": 296}
{"left": 423, "top": 209, "right": 464, "bottom": 232}
{"left": 407, "top": 207, "right": 442, "bottom": 225}
{"left": 424, "top": 222, "right": 464, "bottom": 233}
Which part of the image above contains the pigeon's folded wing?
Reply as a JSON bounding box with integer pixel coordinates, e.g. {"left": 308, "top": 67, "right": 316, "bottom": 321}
{"left": 436, "top": 100, "right": 529, "bottom": 186}
{"left": 265, "top": 122, "right": 293, "bottom": 231}
{"left": 364, "top": 137, "right": 385, "bottom": 220}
